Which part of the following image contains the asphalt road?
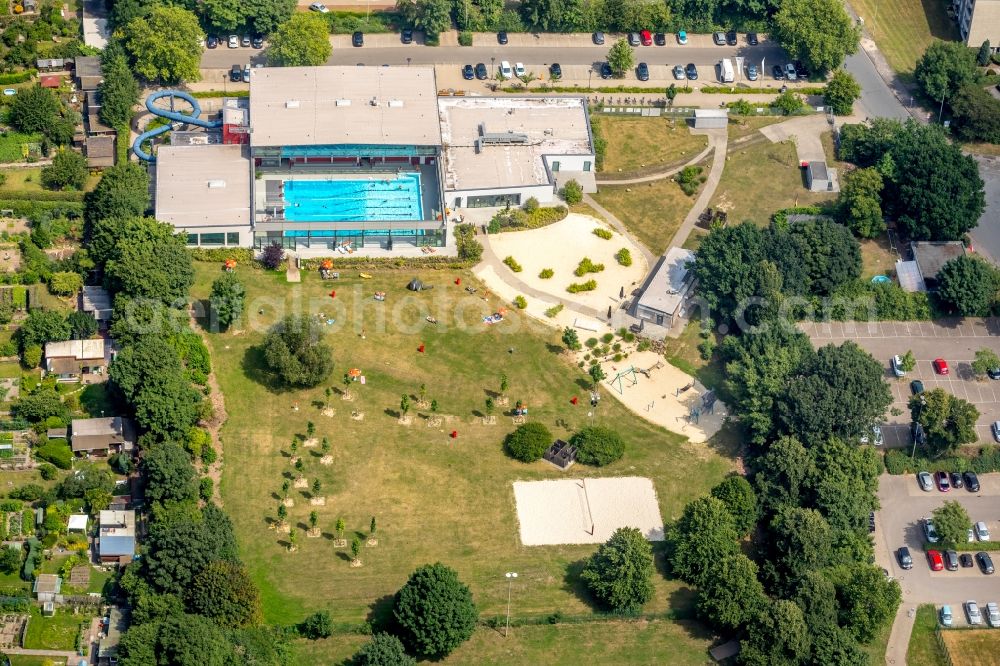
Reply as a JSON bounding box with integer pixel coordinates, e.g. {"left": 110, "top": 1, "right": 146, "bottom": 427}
{"left": 970, "top": 156, "right": 1000, "bottom": 265}
{"left": 877, "top": 473, "right": 1000, "bottom": 622}
{"left": 843, "top": 50, "right": 909, "bottom": 120}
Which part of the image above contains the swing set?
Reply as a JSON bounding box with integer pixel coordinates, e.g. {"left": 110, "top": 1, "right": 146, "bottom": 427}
{"left": 607, "top": 366, "right": 639, "bottom": 395}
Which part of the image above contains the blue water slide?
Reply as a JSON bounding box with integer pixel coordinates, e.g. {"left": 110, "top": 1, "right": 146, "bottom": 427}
{"left": 132, "top": 90, "right": 223, "bottom": 162}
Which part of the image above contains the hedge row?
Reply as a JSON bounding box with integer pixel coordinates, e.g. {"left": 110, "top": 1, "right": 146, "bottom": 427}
{"left": 701, "top": 85, "right": 827, "bottom": 95}
{"left": 0, "top": 199, "right": 83, "bottom": 218}
{"left": 0, "top": 189, "right": 84, "bottom": 202}
{"left": 0, "top": 70, "right": 36, "bottom": 85}
{"left": 884, "top": 447, "right": 1000, "bottom": 475}
{"left": 190, "top": 247, "right": 255, "bottom": 264}
{"left": 189, "top": 90, "right": 250, "bottom": 99}
{"left": 921, "top": 541, "right": 1000, "bottom": 553}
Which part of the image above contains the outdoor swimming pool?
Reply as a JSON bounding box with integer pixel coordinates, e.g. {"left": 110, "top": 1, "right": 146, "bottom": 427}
{"left": 283, "top": 173, "right": 423, "bottom": 222}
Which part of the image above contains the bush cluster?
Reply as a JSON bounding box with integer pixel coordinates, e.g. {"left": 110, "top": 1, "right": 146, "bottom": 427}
{"left": 504, "top": 422, "right": 553, "bottom": 462}
{"left": 592, "top": 228, "right": 613, "bottom": 240}
{"left": 513, "top": 295, "right": 527, "bottom": 309}
{"left": 567, "top": 280, "right": 597, "bottom": 293}
{"left": 503, "top": 256, "right": 523, "bottom": 273}
{"left": 571, "top": 426, "right": 625, "bottom": 466}
{"left": 538, "top": 268, "right": 554, "bottom": 279}
{"left": 574, "top": 257, "right": 604, "bottom": 277}
{"left": 615, "top": 248, "right": 632, "bottom": 266}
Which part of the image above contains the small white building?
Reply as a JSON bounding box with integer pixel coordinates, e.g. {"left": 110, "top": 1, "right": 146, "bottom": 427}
{"left": 693, "top": 109, "right": 728, "bottom": 129}
{"left": 634, "top": 248, "right": 696, "bottom": 328}
{"left": 68, "top": 514, "right": 89, "bottom": 533}
{"left": 44, "top": 339, "right": 109, "bottom": 382}
{"left": 805, "top": 161, "right": 839, "bottom": 193}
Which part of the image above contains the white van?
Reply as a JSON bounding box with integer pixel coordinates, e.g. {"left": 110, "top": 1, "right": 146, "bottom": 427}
{"left": 719, "top": 58, "right": 735, "bottom": 83}
{"left": 500, "top": 60, "right": 512, "bottom": 79}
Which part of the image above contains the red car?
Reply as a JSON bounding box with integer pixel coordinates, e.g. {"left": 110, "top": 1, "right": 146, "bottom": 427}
{"left": 927, "top": 549, "right": 944, "bottom": 571}
{"left": 640, "top": 29, "right": 652, "bottom": 46}
{"left": 934, "top": 358, "right": 949, "bottom": 375}
{"left": 936, "top": 471, "right": 950, "bottom": 492}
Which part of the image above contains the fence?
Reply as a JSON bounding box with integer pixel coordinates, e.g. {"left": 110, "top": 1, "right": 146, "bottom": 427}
{"left": 935, "top": 628, "right": 954, "bottom": 666}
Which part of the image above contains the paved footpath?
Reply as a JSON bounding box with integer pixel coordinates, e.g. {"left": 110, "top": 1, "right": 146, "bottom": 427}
{"left": 665, "top": 127, "right": 728, "bottom": 252}
{"left": 885, "top": 602, "right": 917, "bottom": 665}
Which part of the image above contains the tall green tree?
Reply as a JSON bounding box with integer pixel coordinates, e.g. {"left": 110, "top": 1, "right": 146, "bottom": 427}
{"left": 144, "top": 506, "right": 239, "bottom": 595}
{"left": 696, "top": 554, "right": 767, "bottom": 631}
{"left": 580, "top": 527, "right": 655, "bottom": 614}
{"left": 931, "top": 500, "right": 972, "bottom": 549}
{"left": 142, "top": 440, "right": 197, "bottom": 503}
{"left": 691, "top": 222, "right": 768, "bottom": 318}
{"left": 837, "top": 565, "right": 902, "bottom": 642}
{"left": 99, "top": 46, "right": 140, "bottom": 128}
{"left": 245, "top": 0, "right": 296, "bottom": 34}
{"left": 914, "top": 40, "right": 977, "bottom": 106}
{"left": 267, "top": 13, "right": 331, "bottom": 66}
{"left": 202, "top": 0, "right": 242, "bottom": 34}
{"left": 187, "top": 560, "right": 263, "bottom": 627}
{"left": 978, "top": 40, "right": 992, "bottom": 66}
{"left": 41, "top": 149, "right": 88, "bottom": 191}
{"left": 823, "top": 69, "right": 861, "bottom": 115}
{"left": 261, "top": 315, "right": 334, "bottom": 387}
{"left": 606, "top": 38, "right": 635, "bottom": 77}
{"left": 667, "top": 496, "right": 740, "bottom": 588}
{"left": 118, "top": 612, "right": 235, "bottom": 666}
{"left": 752, "top": 436, "right": 817, "bottom": 515}
{"left": 971, "top": 348, "right": 1000, "bottom": 378}
{"left": 710, "top": 475, "right": 757, "bottom": 537}
{"left": 393, "top": 563, "right": 478, "bottom": 659}
{"left": 739, "top": 599, "right": 812, "bottom": 666}
{"left": 760, "top": 506, "right": 833, "bottom": 593}
{"left": 839, "top": 166, "right": 885, "bottom": 238}
{"left": 7, "top": 85, "right": 60, "bottom": 134}
{"left": 396, "top": 0, "right": 453, "bottom": 40}
{"left": 909, "top": 388, "right": 980, "bottom": 457}
{"left": 15, "top": 310, "right": 69, "bottom": 352}
{"left": 105, "top": 221, "right": 194, "bottom": 305}
{"left": 122, "top": 6, "right": 204, "bottom": 83}
{"left": 773, "top": 0, "right": 860, "bottom": 73}
{"left": 209, "top": 272, "right": 245, "bottom": 331}
{"left": 950, "top": 83, "right": 1000, "bottom": 144}
{"left": 84, "top": 163, "right": 151, "bottom": 229}
{"left": 936, "top": 254, "right": 999, "bottom": 316}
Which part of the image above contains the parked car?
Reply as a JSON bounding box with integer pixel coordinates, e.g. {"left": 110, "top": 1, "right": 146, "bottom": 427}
{"left": 891, "top": 354, "right": 906, "bottom": 377}
{"left": 242, "top": 65, "right": 250, "bottom": 83}
{"left": 897, "top": 546, "right": 913, "bottom": 569}
{"left": 725, "top": 30, "right": 737, "bottom": 45}
{"left": 207, "top": 35, "right": 219, "bottom": 49}
{"left": 500, "top": 60, "right": 512, "bottom": 78}
{"left": 977, "top": 551, "right": 995, "bottom": 574}
{"left": 636, "top": 62, "right": 649, "bottom": 81}
{"left": 913, "top": 422, "right": 927, "bottom": 447}
{"left": 945, "top": 550, "right": 959, "bottom": 570}
{"left": 401, "top": 28, "right": 413, "bottom": 44}
{"left": 654, "top": 32, "right": 666, "bottom": 45}
{"left": 989, "top": 366, "right": 1000, "bottom": 380}
{"left": 936, "top": 471, "right": 950, "bottom": 492}
{"left": 965, "top": 471, "right": 981, "bottom": 492}
{"left": 746, "top": 64, "right": 758, "bottom": 81}
{"left": 713, "top": 31, "right": 726, "bottom": 45}
{"left": 772, "top": 64, "right": 784, "bottom": 80}
{"left": 673, "top": 64, "right": 686, "bottom": 80}
{"left": 475, "top": 63, "right": 488, "bottom": 80}
{"left": 869, "top": 511, "right": 876, "bottom": 533}
{"left": 993, "top": 420, "right": 1000, "bottom": 442}
{"left": 593, "top": 31, "right": 605, "bottom": 45}
{"left": 927, "top": 550, "right": 944, "bottom": 571}
{"left": 686, "top": 63, "right": 698, "bottom": 80}
{"left": 747, "top": 32, "right": 759, "bottom": 45}
{"left": 497, "top": 31, "right": 508, "bottom": 44}
{"left": 462, "top": 65, "right": 474, "bottom": 80}
{"left": 677, "top": 31, "right": 688, "bottom": 44}
{"left": 976, "top": 521, "right": 991, "bottom": 541}
{"left": 229, "top": 64, "right": 242, "bottom": 82}
{"left": 917, "top": 471, "right": 934, "bottom": 492}
{"left": 784, "top": 63, "right": 798, "bottom": 80}
{"left": 961, "top": 553, "right": 975, "bottom": 568}
{"left": 241, "top": 34, "right": 251, "bottom": 47}
{"left": 600, "top": 62, "right": 612, "bottom": 79}
{"left": 951, "top": 471, "right": 964, "bottom": 489}
{"left": 514, "top": 62, "right": 525, "bottom": 77}
{"left": 923, "top": 518, "right": 939, "bottom": 543}
{"left": 251, "top": 35, "right": 264, "bottom": 49}
{"left": 940, "top": 605, "right": 953, "bottom": 627}
{"left": 934, "top": 358, "right": 949, "bottom": 374}
{"left": 308, "top": 2, "right": 328, "bottom": 12}
{"left": 967, "top": 600, "right": 984, "bottom": 624}
{"left": 640, "top": 30, "right": 652, "bottom": 46}
{"left": 549, "top": 63, "right": 562, "bottom": 78}
{"left": 794, "top": 60, "right": 809, "bottom": 78}
{"left": 228, "top": 34, "right": 240, "bottom": 48}
{"left": 987, "top": 602, "right": 1000, "bottom": 628}
{"left": 352, "top": 31, "right": 364, "bottom": 47}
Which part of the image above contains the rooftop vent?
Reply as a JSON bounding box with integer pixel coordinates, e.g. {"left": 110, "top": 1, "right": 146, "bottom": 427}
{"left": 207, "top": 180, "right": 226, "bottom": 189}
{"left": 335, "top": 99, "right": 351, "bottom": 107}
{"left": 370, "top": 97, "right": 378, "bottom": 106}
{"left": 388, "top": 100, "right": 404, "bottom": 108}
{"left": 285, "top": 100, "right": 299, "bottom": 109}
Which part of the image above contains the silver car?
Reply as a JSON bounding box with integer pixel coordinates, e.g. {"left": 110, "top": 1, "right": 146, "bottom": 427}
{"left": 988, "top": 602, "right": 1000, "bottom": 628}
{"left": 917, "top": 471, "right": 933, "bottom": 492}
{"left": 784, "top": 63, "right": 798, "bottom": 80}
{"left": 976, "top": 521, "right": 991, "bottom": 541}
{"left": 746, "top": 64, "right": 758, "bottom": 81}
{"left": 967, "top": 600, "right": 983, "bottom": 625}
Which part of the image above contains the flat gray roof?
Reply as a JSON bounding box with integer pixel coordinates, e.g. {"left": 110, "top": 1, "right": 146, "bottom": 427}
{"left": 438, "top": 97, "right": 593, "bottom": 191}
{"left": 637, "top": 247, "right": 696, "bottom": 316}
{"left": 155, "top": 144, "right": 251, "bottom": 230}
{"left": 913, "top": 241, "right": 966, "bottom": 281}
{"left": 248, "top": 66, "right": 441, "bottom": 148}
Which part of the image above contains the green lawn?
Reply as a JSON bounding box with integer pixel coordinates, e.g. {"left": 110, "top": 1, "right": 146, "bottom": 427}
{"left": 0, "top": 132, "right": 43, "bottom": 164}
{"left": 594, "top": 115, "right": 708, "bottom": 175}
{"left": 907, "top": 605, "right": 948, "bottom": 666}
{"left": 9, "top": 656, "right": 64, "bottom": 666}
{"left": 0, "top": 166, "right": 100, "bottom": 192}
{"left": 592, "top": 177, "right": 695, "bottom": 254}
{"left": 196, "top": 264, "right": 734, "bottom": 661}
{"left": 23, "top": 605, "right": 88, "bottom": 651}
{"left": 847, "top": 0, "right": 958, "bottom": 76}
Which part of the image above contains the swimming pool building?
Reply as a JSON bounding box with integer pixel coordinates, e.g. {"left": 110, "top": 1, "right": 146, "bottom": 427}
{"left": 153, "top": 66, "right": 595, "bottom": 254}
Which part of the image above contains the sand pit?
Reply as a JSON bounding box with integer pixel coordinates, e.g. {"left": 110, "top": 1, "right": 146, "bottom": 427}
{"left": 513, "top": 477, "right": 664, "bottom": 546}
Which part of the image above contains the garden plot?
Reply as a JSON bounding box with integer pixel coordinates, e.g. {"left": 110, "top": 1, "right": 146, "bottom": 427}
{"left": 512, "top": 477, "right": 664, "bottom": 546}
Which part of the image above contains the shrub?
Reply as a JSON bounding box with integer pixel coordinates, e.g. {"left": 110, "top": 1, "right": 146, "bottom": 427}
{"left": 298, "top": 611, "right": 332, "bottom": 639}
{"left": 38, "top": 464, "right": 56, "bottom": 480}
{"left": 561, "top": 179, "right": 583, "bottom": 204}
{"left": 458, "top": 30, "right": 473, "bottom": 46}
{"left": 9, "top": 484, "right": 43, "bottom": 501}
{"left": 503, "top": 256, "right": 523, "bottom": 272}
{"left": 567, "top": 280, "right": 597, "bottom": 293}
{"left": 353, "top": 633, "right": 416, "bottom": 666}
{"left": 676, "top": 166, "right": 705, "bottom": 196}
{"left": 615, "top": 248, "right": 632, "bottom": 266}
{"left": 394, "top": 563, "right": 478, "bottom": 658}
{"left": 522, "top": 197, "right": 539, "bottom": 214}
{"left": 601, "top": 333, "right": 614, "bottom": 344}
{"left": 593, "top": 228, "right": 613, "bottom": 240}
{"left": 585, "top": 337, "right": 599, "bottom": 348}
{"left": 504, "top": 422, "right": 553, "bottom": 462}
{"left": 454, "top": 224, "right": 483, "bottom": 263}
{"left": 260, "top": 242, "right": 285, "bottom": 270}
{"left": 22, "top": 345, "right": 42, "bottom": 368}
{"left": 545, "top": 304, "right": 564, "bottom": 318}
{"left": 199, "top": 477, "right": 213, "bottom": 501}
{"left": 513, "top": 295, "right": 527, "bottom": 309}
{"left": 539, "top": 268, "right": 554, "bottom": 279}
{"left": 574, "top": 257, "right": 605, "bottom": 277}
{"left": 570, "top": 426, "right": 625, "bottom": 466}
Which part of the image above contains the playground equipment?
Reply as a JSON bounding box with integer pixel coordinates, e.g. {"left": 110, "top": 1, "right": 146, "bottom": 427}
{"left": 132, "top": 90, "right": 223, "bottom": 162}
{"left": 607, "top": 367, "right": 639, "bottom": 395}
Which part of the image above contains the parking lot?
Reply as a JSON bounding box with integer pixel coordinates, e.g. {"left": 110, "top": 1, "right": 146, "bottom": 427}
{"left": 876, "top": 473, "right": 1000, "bottom": 626}
{"left": 801, "top": 318, "right": 1000, "bottom": 447}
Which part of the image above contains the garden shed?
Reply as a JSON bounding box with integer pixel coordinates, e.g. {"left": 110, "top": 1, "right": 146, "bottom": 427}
{"left": 692, "top": 109, "right": 728, "bottom": 129}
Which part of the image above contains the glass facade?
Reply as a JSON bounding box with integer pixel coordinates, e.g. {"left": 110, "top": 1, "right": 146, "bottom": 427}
{"left": 186, "top": 232, "right": 244, "bottom": 247}
{"left": 467, "top": 193, "right": 521, "bottom": 208}
{"left": 254, "top": 228, "right": 444, "bottom": 250}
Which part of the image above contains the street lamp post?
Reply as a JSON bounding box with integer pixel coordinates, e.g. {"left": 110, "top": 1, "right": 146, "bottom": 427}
{"left": 760, "top": 57, "right": 765, "bottom": 90}
{"left": 491, "top": 56, "right": 495, "bottom": 77}
{"left": 504, "top": 572, "right": 518, "bottom": 637}
{"left": 588, "top": 70, "right": 593, "bottom": 90}
{"left": 406, "top": 57, "right": 411, "bottom": 67}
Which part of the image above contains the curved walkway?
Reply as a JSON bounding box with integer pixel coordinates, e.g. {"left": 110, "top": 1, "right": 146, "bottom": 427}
{"left": 665, "top": 128, "right": 728, "bottom": 251}
{"left": 581, "top": 194, "right": 655, "bottom": 267}
{"left": 595, "top": 143, "right": 714, "bottom": 186}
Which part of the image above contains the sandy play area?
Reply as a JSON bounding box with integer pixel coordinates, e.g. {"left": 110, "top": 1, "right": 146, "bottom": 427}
{"left": 485, "top": 214, "right": 648, "bottom": 313}
{"left": 512, "top": 477, "right": 664, "bottom": 546}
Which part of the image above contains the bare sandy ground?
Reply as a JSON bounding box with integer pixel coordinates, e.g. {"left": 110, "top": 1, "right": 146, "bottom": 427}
{"left": 513, "top": 477, "right": 664, "bottom": 546}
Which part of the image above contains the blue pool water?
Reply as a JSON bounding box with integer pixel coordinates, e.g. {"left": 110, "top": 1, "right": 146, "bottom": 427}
{"left": 283, "top": 173, "right": 423, "bottom": 222}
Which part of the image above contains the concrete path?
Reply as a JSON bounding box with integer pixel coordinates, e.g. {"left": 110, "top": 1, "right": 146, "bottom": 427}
{"left": 664, "top": 128, "right": 728, "bottom": 251}
{"left": 595, "top": 143, "right": 714, "bottom": 185}
{"left": 759, "top": 114, "right": 830, "bottom": 164}
{"left": 5, "top": 647, "right": 78, "bottom": 660}
{"left": 885, "top": 602, "right": 917, "bottom": 665}
{"left": 581, "top": 194, "right": 655, "bottom": 267}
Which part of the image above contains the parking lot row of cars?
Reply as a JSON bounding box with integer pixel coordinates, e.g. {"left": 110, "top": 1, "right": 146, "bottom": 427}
{"left": 460, "top": 60, "right": 805, "bottom": 83}
{"left": 941, "top": 601, "right": 1000, "bottom": 627}
{"left": 207, "top": 34, "right": 264, "bottom": 50}
{"left": 897, "top": 545, "right": 994, "bottom": 574}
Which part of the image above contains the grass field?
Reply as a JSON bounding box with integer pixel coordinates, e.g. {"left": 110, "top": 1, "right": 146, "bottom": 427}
{"left": 940, "top": 627, "right": 1000, "bottom": 665}
{"left": 907, "top": 605, "right": 948, "bottom": 666}
{"left": 847, "top": 0, "right": 958, "bottom": 76}
{"left": 23, "top": 605, "right": 87, "bottom": 651}
{"left": 591, "top": 177, "right": 694, "bottom": 254}
{"left": 709, "top": 140, "right": 837, "bottom": 225}
{"left": 860, "top": 237, "right": 897, "bottom": 279}
{"left": 594, "top": 116, "right": 708, "bottom": 174}
{"left": 9, "top": 656, "right": 61, "bottom": 666}
{"left": 292, "top": 618, "right": 717, "bottom": 665}
{"left": 0, "top": 166, "right": 100, "bottom": 192}
{"left": 727, "top": 116, "right": 787, "bottom": 141}
{"left": 194, "top": 265, "right": 734, "bottom": 662}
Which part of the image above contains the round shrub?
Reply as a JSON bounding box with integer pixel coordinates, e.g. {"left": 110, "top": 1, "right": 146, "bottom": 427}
{"left": 393, "top": 563, "right": 478, "bottom": 658}
{"left": 504, "top": 422, "right": 553, "bottom": 462}
{"left": 570, "top": 426, "right": 625, "bottom": 466}
{"left": 353, "top": 633, "right": 416, "bottom": 666}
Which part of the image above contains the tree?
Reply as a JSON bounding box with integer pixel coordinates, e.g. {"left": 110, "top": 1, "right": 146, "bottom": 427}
{"left": 607, "top": 38, "right": 635, "bottom": 77}
{"left": 85, "top": 487, "right": 113, "bottom": 512}
{"left": 245, "top": 0, "right": 296, "bottom": 34}
{"left": 950, "top": 83, "right": 1000, "bottom": 144}
{"left": 312, "top": 479, "right": 321, "bottom": 495}
{"left": 187, "top": 560, "right": 263, "bottom": 627}
{"left": 48, "top": 271, "right": 84, "bottom": 296}
{"left": 691, "top": 222, "right": 768, "bottom": 318}
{"left": 21, "top": 345, "right": 42, "bottom": 369}
{"left": 370, "top": 516, "right": 376, "bottom": 537}
{"left": 307, "top": 512, "right": 318, "bottom": 530}
{"left": 400, "top": 394, "right": 411, "bottom": 418}
{"left": 588, "top": 363, "right": 606, "bottom": 388}
{"left": 122, "top": 6, "right": 204, "bottom": 83}
{"left": 119, "top": 612, "right": 235, "bottom": 666}
{"left": 16, "top": 310, "right": 69, "bottom": 352}
{"left": 8, "top": 85, "right": 60, "bottom": 134}
{"left": 84, "top": 163, "right": 150, "bottom": 229}
{"left": 773, "top": 89, "right": 805, "bottom": 116}
{"left": 298, "top": 611, "right": 332, "bottom": 639}
{"left": 936, "top": 255, "right": 999, "bottom": 316}
{"left": 11, "top": 387, "right": 66, "bottom": 423}
{"left": 739, "top": 599, "right": 811, "bottom": 666}
{"left": 396, "top": 0, "right": 452, "bottom": 41}
{"left": 335, "top": 517, "right": 345, "bottom": 540}
{"left": 99, "top": 48, "right": 140, "bottom": 128}
{"left": 268, "top": 13, "right": 331, "bottom": 66}
{"left": 105, "top": 221, "right": 194, "bottom": 305}
{"left": 68, "top": 311, "right": 98, "bottom": 340}
{"left": 696, "top": 554, "right": 767, "bottom": 632}
{"left": 41, "top": 150, "right": 88, "bottom": 191}
{"left": 499, "top": 373, "right": 509, "bottom": 397}
{"left": 710, "top": 476, "right": 757, "bottom": 537}
{"left": 143, "top": 441, "right": 197, "bottom": 503}
{"left": 202, "top": 0, "right": 242, "bottom": 33}
{"left": 561, "top": 327, "right": 580, "bottom": 350}
{"left": 569, "top": 426, "right": 624, "bottom": 466}
{"left": 667, "top": 497, "right": 740, "bottom": 588}
{"left": 792, "top": 570, "right": 839, "bottom": 634}
{"left": 773, "top": 0, "right": 859, "bottom": 73}
{"left": 352, "top": 633, "right": 416, "bottom": 666}
{"left": 261, "top": 315, "right": 334, "bottom": 387}
{"left": 978, "top": 40, "right": 992, "bottom": 66}
{"left": 900, "top": 350, "right": 917, "bottom": 372}
{"left": 504, "top": 422, "right": 552, "bottom": 462}
{"left": 761, "top": 506, "right": 832, "bottom": 593}
{"left": 350, "top": 536, "right": 362, "bottom": 563}
{"left": 971, "top": 348, "right": 1000, "bottom": 378}
{"left": 931, "top": 500, "right": 972, "bottom": 548}
{"left": 823, "top": 69, "right": 861, "bottom": 115}
{"left": 277, "top": 504, "right": 287, "bottom": 524}
{"left": 209, "top": 272, "right": 245, "bottom": 330}
{"left": 144, "top": 508, "right": 239, "bottom": 595}
{"left": 910, "top": 388, "right": 979, "bottom": 457}
{"left": 839, "top": 166, "right": 884, "bottom": 238}
{"left": 0, "top": 547, "right": 21, "bottom": 574}
{"left": 837, "top": 565, "right": 902, "bottom": 642}
{"left": 561, "top": 179, "right": 583, "bottom": 204}
{"left": 580, "top": 526, "right": 654, "bottom": 614}
{"left": 914, "top": 40, "right": 977, "bottom": 105}
{"left": 393, "top": 562, "right": 478, "bottom": 658}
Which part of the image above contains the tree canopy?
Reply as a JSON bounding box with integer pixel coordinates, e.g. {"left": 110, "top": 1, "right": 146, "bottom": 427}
{"left": 142, "top": 440, "right": 197, "bottom": 504}
{"left": 773, "top": 0, "right": 860, "bottom": 73}
{"left": 667, "top": 496, "right": 740, "bottom": 588}
{"left": 823, "top": 69, "right": 861, "bottom": 115}
{"left": 580, "top": 527, "right": 655, "bottom": 613}
{"left": 261, "top": 315, "right": 334, "bottom": 387}
{"left": 208, "top": 272, "right": 245, "bottom": 331}
{"left": 99, "top": 43, "right": 140, "bottom": 128}
{"left": 739, "top": 599, "right": 812, "bottom": 665}
{"left": 84, "top": 163, "right": 151, "bottom": 229}
{"left": 910, "top": 388, "right": 980, "bottom": 457}
{"left": 914, "top": 40, "right": 977, "bottom": 103}
{"left": 118, "top": 612, "right": 234, "bottom": 666}
{"left": 696, "top": 554, "right": 767, "bottom": 631}
{"left": 187, "top": 560, "right": 263, "bottom": 627}
{"left": 710, "top": 475, "right": 758, "bottom": 537}
{"left": 352, "top": 633, "right": 416, "bottom": 666}
{"left": 931, "top": 500, "right": 972, "bottom": 549}
{"left": 503, "top": 421, "right": 552, "bottom": 462}
{"left": 41, "top": 149, "right": 88, "bottom": 191}
{"left": 839, "top": 167, "right": 885, "bottom": 238}
{"left": 569, "top": 425, "right": 625, "bottom": 466}
{"left": 105, "top": 219, "right": 194, "bottom": 305}
{"left": 607, "top": 38, "right": 635, "bottom": 77}
{"left": 935, "top": 255, "right": 999, "bottom": 316}
{"left": 121, "top": 6, "right": 204, "bottom": 83}
{"left": 8, "top": 85, "right": 60, "bottom": 134}
{"left": 268, "top": 13, "right": 331, "bottom": 66}
{"left": 393, "top": 562, "right": 478, "bottom": 658}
